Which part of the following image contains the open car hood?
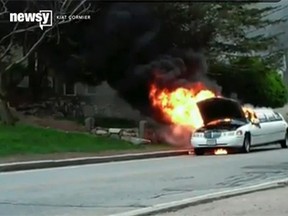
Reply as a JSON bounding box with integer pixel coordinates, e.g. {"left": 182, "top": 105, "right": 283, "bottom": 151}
{"left": 196, "top": 97, "right": 247, "bottom": 126}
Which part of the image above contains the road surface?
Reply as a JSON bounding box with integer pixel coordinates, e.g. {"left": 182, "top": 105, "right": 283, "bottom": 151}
{"left": 0, "top": 145, "right": 288, "bottom": 216}
{"left": 156, "top": 186, "right": 288, "bottom": 216}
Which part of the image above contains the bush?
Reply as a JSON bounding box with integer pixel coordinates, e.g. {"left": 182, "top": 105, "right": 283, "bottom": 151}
{"left": 209, "top": 57, "right": 288, "bottom": 108}
{"left": 262, "top": 71, "right": 288, "bottom": 108}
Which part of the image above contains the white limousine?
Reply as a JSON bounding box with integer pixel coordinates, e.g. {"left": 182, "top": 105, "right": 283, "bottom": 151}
{"left": 191, "top": 97, "right": 288, "bottom": 155}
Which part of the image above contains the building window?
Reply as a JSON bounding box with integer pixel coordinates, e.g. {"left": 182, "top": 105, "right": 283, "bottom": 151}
{"left": 63, "top": 82, "right": 76, "bottom": 96}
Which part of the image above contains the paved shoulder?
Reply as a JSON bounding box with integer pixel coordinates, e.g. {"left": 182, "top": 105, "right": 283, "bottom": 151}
{"left": 157, "top": 186, "right": 288, "bottom": 216}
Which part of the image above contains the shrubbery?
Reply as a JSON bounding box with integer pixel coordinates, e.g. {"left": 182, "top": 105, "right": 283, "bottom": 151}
{"left": 209, "top": 57, "right": 288, "bottom": 108}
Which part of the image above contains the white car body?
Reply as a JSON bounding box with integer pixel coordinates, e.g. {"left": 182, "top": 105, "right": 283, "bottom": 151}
{"left": 191, "top": 97, "right": 288, "bottom": 154}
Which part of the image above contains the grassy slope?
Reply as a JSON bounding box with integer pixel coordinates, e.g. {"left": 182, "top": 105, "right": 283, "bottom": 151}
{"left": 0, "top": 123, "right": 143, "bottom": 157}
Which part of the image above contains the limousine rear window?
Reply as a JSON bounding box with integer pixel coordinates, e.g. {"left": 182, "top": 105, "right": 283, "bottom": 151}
{"left": 259, "top": 118, "right": 267, "bottom": 123}
{"left": 268, "top": 115, "right": 276, "bottom": 121}
{"left": 256, "top": 111, "right": 283, "bottom": 123}
{"left": 262, "top": 112, "right": 283, "bottom": 122}
{"left": 274, "top": 112, "right": 283, "bottom": 121}
{"left": 256, "top": 113, "right": 268, "bottom": 123}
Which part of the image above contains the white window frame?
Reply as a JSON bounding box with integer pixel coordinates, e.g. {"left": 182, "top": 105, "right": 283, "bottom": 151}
{"left": 63, "top": 83, "right": 76, "bottom": 96}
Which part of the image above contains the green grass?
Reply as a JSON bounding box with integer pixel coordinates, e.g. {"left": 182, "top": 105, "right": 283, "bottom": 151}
{"left": 0, "top": 123, "right": 143, "bottom": 157}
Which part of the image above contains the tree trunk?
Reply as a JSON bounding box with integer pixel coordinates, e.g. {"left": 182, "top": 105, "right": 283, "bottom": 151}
{"left": 0, "top": 99, "right": 16, "bottom": 125}
{"left": 28, "top": 52, "right": 38, "bottom": 101}
{"left": 0, "top": 66, "right": 16, "bottom": 125}
{"left": 29, "top": 51, "right": 45, "bottom": 102}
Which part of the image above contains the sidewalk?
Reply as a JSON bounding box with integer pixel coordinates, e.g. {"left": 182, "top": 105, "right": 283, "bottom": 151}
{"left": 157, "top": 186, "right": 288, "bottom": 216}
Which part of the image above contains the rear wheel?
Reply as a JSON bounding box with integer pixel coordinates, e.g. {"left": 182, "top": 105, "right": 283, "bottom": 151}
{"left": 241, "top": 134, "right": 251, "bottom": 153}
{"left": 194, "top": 148, "right": 205, "bottom": 156}
{"left": 280, "top": 132, "right": 288, "bottom": 148}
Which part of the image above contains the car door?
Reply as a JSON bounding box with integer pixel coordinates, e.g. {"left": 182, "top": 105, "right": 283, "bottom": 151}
{"left": 273, "top": 112, "right": 287, "bottom": 141}
{"left": 250, "top": 112, "right": 268, "bottom": 145}
{"left": 264, "top": 112, "right": 279, "bottom": 143}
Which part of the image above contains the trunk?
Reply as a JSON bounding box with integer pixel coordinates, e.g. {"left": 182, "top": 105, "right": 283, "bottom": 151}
{"left": 0, "top": 99, "right": 16, "bottom": 125}
{"left": 30, "top": 74, "right": 42, "bottom": 101}
{"left": 0, "top": 66, "right": 16, "bottom": 125}
{"left": 29, "top": 51, "right": 46, "bottom": 102}
{"left": 28, "top": 52, "right": 38, "bottom": 101}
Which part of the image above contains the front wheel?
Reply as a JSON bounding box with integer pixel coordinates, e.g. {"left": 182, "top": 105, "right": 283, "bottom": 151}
{"left": 241, "top": 134, "right": 251, "bottom": 153}
{"left": 280, "top": 132, "right": 288, "bottom": 148}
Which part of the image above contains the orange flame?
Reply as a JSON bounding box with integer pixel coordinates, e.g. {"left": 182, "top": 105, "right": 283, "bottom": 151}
{"left": 149, "top": 83, "right": 216, "bottom": 129}
{"left": 242, "top": 106, "right": 258, "bottom": 122}
{"left": 214, "top": 148, "right": 228, "bottom": 155}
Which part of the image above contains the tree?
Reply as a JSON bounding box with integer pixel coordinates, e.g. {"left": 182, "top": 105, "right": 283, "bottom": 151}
{"left": 154, "top": 2, "right": 286, "bottom": 65}
{"left": 0, "top": 0, "right": 94, "bottom": 124}
{"left": 153, "top": 3, "right": 215, "bottom": 51}
{"left": 0, "top": 2, "right": 282, "bottom": 123}
{"left": 46, "top": 2, "right": 287, "bottom": 115}
{"left": 208, "top": 3, "right": 286, "bottom": 67}
{"left": 153, "top": 2, "right": 287, "bottom": 108}
{"left": 209, "top": 57, "right": 288, "bottom": 107}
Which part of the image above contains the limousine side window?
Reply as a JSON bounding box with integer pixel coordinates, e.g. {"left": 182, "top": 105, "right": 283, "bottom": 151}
{"left": 267, "top": 114, "right": 277, "bottom": 121}
{"left": 266, "top": 113, "right": 276, "bottom": 122}
{"left": 274, "top": 112, "right": 283, "bottom": 121}
{"left": 256, "top": 113, "right": 268, "bottom": 123}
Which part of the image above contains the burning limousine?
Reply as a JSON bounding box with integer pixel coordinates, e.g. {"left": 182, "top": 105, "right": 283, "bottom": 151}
{"left": 191, "top": 97, "right": 288, "bottom": 155}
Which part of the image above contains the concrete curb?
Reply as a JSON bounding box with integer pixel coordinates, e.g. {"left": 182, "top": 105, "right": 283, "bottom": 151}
{"left": 109, "top": 178, "right": 288, "bottom": 216}
{"left": 0, "top": 150, "right": 191, "bottom": 172}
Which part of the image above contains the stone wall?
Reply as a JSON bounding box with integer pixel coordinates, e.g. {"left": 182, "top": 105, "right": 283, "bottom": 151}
{"left": 81, "top": 118, "right": 170, "bottom": 145}
{"left": 77, "top": 82, "right": 143, "bottom": 121}
{"left": 88, "top": 121, "right": 155, "bottom": 145}
{"left": 15, "top": 81, "right": 145, "bottom": 121}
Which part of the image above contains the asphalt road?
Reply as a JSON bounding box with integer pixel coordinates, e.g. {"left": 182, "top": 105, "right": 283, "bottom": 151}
{"left": 157, "top": 186, "right": 288, "bottom": 216}
{"left": 1, "top": 145, "right": 288, "bottom": 216}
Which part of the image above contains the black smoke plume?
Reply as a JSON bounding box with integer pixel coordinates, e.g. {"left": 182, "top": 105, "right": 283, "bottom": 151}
{"left": 51, "top": 3, "right": 221, "bottom": 120}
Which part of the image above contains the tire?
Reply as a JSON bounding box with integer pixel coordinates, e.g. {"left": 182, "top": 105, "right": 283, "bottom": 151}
{"left": 194, "top": 148, "right": 205, "bottom": 156}
{"left": 241, "top": 134, "right": 251, "bottom": 153}
{"left": 280, "top": 132, "right": 288, "bottom": 149}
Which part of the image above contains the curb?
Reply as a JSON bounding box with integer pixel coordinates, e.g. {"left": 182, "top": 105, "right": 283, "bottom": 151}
{"left": 109, "top": 178, "right": 288, "bottom": 216}
{"left": 0, "top": 150, "right": 191, "bottom": 172}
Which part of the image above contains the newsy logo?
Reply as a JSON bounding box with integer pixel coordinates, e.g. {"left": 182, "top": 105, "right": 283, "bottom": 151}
{"left": 9, "top": 10, "right": 53, "bottom": 30}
